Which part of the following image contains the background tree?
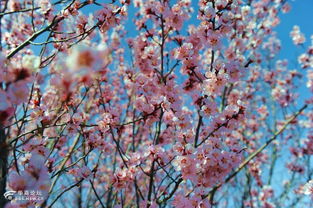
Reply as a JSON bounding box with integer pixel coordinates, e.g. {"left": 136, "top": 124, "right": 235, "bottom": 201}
{"left": 0, "top": 0, "right": 312, "bottom": 207}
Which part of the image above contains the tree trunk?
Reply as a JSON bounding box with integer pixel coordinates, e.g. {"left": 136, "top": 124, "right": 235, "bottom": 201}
{"left": 0, "top": 125, "right": 8, "bottom": 207}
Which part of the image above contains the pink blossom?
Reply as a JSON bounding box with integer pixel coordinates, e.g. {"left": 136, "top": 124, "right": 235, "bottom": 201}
{"left": 302, "top": 180, "right": 313, "bottom": 196}
{"left": 172, "top": 194, "right": 193, "bottom": 208}
{"left": 290, "top": 25, "right": 306, "bottom": 45}
{"left": 282, "top": 3, "right": 291, "bottom": 13}
{"left": 78, "top": 166, "right": 92, "bottom": 179}
{"left": 66, "top": 44, "right": 101, "bottom": 72}
{"left": 7, "top": 81, "right": 29, "bottom": 105}
{"left": 8, "top": 172, "right": 35, "bottom": 191}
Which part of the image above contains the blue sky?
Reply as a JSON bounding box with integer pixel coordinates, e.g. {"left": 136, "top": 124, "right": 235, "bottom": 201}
{"left": 276, "top": 0, "right": 313, "bottom": 60}
{"left": 275, "top": 0, "right": 313, "bottom": 107}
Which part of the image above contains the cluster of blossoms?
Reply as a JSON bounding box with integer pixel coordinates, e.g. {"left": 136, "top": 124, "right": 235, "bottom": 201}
{"left": 0, "top": 53, "right": 40, "bottom": 126}
{"left": 0, "top": 0, "right": 312, "bottom": 208}
{"left": 173, "top": 134, "right": 243, "bottom": 188}
{"left": 290, "top": 25, "right": 306, "bottom": 45}
{"left": 301, "top": 180, "right": 313, "bottom": 197}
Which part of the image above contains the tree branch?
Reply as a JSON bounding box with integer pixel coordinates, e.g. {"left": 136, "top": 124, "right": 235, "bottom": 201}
{"left": 206, "top": 104, "right": 308, "bottom": 203}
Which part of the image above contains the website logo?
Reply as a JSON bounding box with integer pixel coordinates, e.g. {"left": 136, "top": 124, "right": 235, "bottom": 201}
{"left": 4, "top": 191, "right": 17, "bottom": 200}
